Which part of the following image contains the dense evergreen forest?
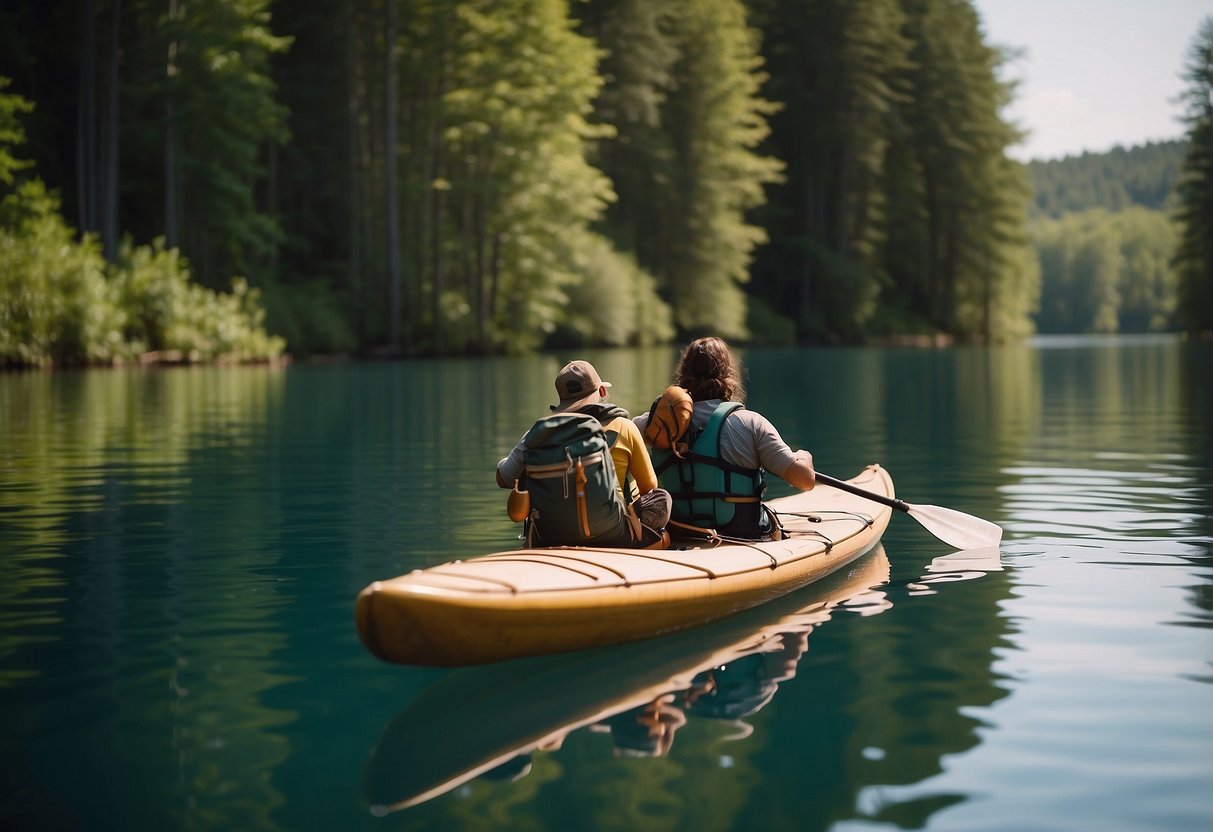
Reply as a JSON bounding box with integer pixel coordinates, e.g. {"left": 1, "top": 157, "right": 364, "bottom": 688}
{"left": 1026, "top": 142, "right": 1187, "bottom": 335}
{"left": 2, "top": 2, "right": 1211, "bottom": 363}
{"left": 1028, "top": 140, "right": 1187, "bottom": 217}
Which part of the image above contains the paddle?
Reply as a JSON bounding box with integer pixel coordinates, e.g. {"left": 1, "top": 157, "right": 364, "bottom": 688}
{"left": 815, "top": 472, "right": 1003, "bottom": 551}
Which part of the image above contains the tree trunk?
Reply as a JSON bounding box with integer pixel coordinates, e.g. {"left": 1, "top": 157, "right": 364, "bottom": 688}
{"left": 403, "top": 86, "right": 420, "bottom": 342}
{"left": 384, "top": 0, "right": 402, "bottom": 351}
{"left": 460, "top": 188, "right": 475, "bottom": 348}
{"left": 430, "top": 69, "right": 447, "bottom": 354}
{"left": 164, "top": 0, "right": 179, "bottom": 247}
{"left": 924, "top": 171, "right": 940, "bottom": 326}
{"left": 101, "top": 0, "right": 122, "bottom": 260}
{"left": 798, "top": 150, "right": 816, "bottom": 334}
{"left": 836, "top": 143, "right": 852, "bottom": 255}
{"left": 941, "top": 204, "right": 959, "bottom": 331}
{"left": 346, "top": 0, "right": 362, "bottom": 338}
{"left": 487, "top": 231, "right": 502, "bottom": 342}
{"left": 474, "top": 190, "right": 488, "bottom": 351}
{"left": 77, "top": 0, "right": 98, "bottom": 234}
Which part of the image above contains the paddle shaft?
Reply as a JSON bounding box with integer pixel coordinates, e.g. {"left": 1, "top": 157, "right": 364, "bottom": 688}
{"left": 816, "top": 472, "right": 911, "bottom": 513}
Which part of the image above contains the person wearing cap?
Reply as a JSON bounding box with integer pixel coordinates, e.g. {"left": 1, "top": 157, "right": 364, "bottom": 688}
{"left": 496, "top": 360, "right": 672, "bottom": 544}
{"left": 635, "top": 336, "right": 815, "bottom": 539}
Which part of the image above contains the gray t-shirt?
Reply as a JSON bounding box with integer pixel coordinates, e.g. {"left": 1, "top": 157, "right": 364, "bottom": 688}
{"left": 634, "top": 399, "right": 798, "bottom": 479}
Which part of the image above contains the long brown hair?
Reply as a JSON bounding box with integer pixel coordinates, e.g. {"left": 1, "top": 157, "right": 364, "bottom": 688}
{"left": 674, "top": 337, "right": 746, "bottom": 403}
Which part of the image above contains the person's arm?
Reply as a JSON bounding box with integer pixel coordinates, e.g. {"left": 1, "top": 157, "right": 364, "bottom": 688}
{"left": 780, "top": 449, "right": 815, "bottom": 491}
{"left": 749, "top": 412, "right": 815, "bottom": 491}
{"left": 495, "top": 435, "right": 527, "bottom": 488}
{"left": 622, "top": 421, "right": 659, "bottom": 494}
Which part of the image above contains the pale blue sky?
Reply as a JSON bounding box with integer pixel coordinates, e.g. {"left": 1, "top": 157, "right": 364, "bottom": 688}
{"left": 972, "top": 0, "right": 1209, "bottom": 161}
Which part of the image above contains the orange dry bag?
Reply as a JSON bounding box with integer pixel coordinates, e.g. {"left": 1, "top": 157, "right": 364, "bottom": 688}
{"left": 643, "top": 386, "right": 694, "bottom": 452}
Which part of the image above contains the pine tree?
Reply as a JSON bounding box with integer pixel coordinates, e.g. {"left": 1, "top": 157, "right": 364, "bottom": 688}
{"left": 659, "top": 0, "right": 783, "bottom": 337}
{"left": 753, "top": 0, "right": 910, "bottom": 341}
{"left": 576, "top": 0, "right": 679, "bottom": 271}
{"left": 889, "top": 0, "right": 1034, "bottom": 340}
{"left": 149, "top": 0, "right": 291, "bottom": 286}
{"left": 1174, "top": 16, "right": 1213, "bottom": 336}
{"left": 389, "top": 0, "right": 618, "bottom": 352}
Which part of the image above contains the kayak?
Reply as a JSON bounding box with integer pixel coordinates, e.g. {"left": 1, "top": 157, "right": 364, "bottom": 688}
{"left": 356, "top": 464, "right": 894, "bottom": 666}
{"left": 365, "top": 546, "right": 892, "bottom": 812}
{"left": 356, "top": 465, "right": 894, "bottom": 666}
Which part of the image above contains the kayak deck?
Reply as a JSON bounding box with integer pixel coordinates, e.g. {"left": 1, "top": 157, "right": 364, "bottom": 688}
{"left": 357, "top": 464, "right": 893, "bottom": 666}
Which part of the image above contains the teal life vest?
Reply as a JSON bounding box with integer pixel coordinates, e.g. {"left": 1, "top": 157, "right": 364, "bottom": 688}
{"left": 651, "top": 401, "right": 767, "bottom": 538}
{"left": 521, "top": 408, "right": 632, "bottom": 547}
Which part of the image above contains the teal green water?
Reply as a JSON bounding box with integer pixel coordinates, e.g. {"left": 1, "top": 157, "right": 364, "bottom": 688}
{"left": 1, "top": 337, "right": 1210, "bottom": 831}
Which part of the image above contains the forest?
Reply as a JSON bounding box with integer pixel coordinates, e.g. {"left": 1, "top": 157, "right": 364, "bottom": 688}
{"left": 1027, "top": 141, "right": 1187, "bottom": 335}
{"left": 1, "top": 1, "right": 1211, "bottom": 364}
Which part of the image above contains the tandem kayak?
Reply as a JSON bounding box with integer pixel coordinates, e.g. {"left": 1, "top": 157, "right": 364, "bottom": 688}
{"left": 365, "top": 546, "right": 893, "bottom": 812}
{"left": 356, "top": 464, "right": 895, "bottom": 667}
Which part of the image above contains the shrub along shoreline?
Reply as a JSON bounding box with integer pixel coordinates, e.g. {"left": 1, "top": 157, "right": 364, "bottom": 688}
{"left": 1, "top": 180, "right": 286, "bottom": 370}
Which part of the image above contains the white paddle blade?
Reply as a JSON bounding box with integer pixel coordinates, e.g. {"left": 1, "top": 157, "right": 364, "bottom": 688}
{"left": 906, "top": 503, "right": 1003, "bottom": 550}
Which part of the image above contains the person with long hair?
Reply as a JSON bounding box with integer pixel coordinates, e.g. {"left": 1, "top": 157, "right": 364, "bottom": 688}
{"left": 636, "top": 337, "right": 815, "bottom": 539}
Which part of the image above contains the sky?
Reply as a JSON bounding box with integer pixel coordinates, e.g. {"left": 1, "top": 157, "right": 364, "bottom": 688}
{"left": 971, "top": 0, "right": 1209, "bottom": 161}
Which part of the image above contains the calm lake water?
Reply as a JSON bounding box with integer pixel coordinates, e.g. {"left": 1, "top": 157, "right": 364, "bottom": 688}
{"left": 1, "top": 336, "right": 1210, "bottom": 831}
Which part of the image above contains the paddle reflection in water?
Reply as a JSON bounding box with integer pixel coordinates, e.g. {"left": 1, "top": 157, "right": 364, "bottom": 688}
{"left": 364, "top": 543, "right": 999, "bottom": 815}
{"left": 908, "top": 546, "right": 1005, "bottom": 595}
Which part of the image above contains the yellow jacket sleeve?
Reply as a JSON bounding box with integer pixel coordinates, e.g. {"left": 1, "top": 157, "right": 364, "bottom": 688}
{"left": 607, "top": 417, "right": 658, "bottom": 498}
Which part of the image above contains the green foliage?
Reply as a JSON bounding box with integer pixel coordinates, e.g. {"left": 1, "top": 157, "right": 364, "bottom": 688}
{"left": 582, "top": 0, "right": 782, "bottom": 341}
{"left": 386, "top": 0, "right": 618, "bottom": 354}
{"left": 108, "top": 240, "right": 286, "bottom": 361}
{"left": 0, "top": 180, "right": 284, "bottom": 366}
{"left": 744, "top": 294, "right": 797, "bottom": 346}
{"left": 749, "top": 0, "right": 1035, "bottom": 343}
{"left": 125, "top": 0, "right": 291, "bottom": 286}
{"left": 0, "top": 180, "right": 124, "bottom": 366}
{"left": 1028, "top": 141, "right": 1188, "bottom": 217}
{"left": 1173, "top": 16, "right": 1213, "bottom": 336}
{"left": 559, "top": 231, "right": 674, "bottom": 347}
{"left": 892, "top": 0, "right": 1034, "bottom": 341}
{"left": 256, "top": 279, "right": 357, "bottom": 357}
{"left": 658, "top": 0, "right": 784, "bottom": 339}
{"left": 9, "top": 1, "right": 1196, "bottom": 352}
{"left": 1032, "top": 208, "right": 1178, "bottom": 334}
{"left": 0, "top": 77, "right": 33, "bottom": 187}
{"left": 753, "top": 0, "right": 910, "bottom": 341}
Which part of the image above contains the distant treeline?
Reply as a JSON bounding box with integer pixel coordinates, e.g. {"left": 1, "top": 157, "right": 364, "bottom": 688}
{"left": 1027, "top": 140, "right": 1188, "bottom": 217}
{"left": 1028, "top": 143, "right": 1179, "bottom": 334}
{"left": 1, "top": 2, "right": 1211, "bottom": 362}
{"left": 1025, "top": 141, "right": 1186, "bottom": 335}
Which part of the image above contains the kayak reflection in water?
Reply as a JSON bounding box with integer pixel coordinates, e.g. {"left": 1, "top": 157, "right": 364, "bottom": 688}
{"left": 597, "top": 630, "right": 810, "bottom": 757}
{"left": 363, "top": 548, "right": 899, "bottom": 815}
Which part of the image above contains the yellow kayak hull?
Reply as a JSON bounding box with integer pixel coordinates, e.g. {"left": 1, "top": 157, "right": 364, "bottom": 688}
{"left": 356, "top": 464, "right": 894, "bottom": 666}
{"left": 365, "top": 547, "right": 892, "bottom": 812}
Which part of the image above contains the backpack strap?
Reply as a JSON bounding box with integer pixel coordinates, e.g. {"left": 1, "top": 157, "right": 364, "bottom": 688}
{"left": 577, "top": 403, "right": 630, "bottom": 450}
{"left": 577, "top": 402, "right": 630, "bottom": 424}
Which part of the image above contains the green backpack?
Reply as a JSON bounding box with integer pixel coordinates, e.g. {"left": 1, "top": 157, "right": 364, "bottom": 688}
{"left": 522, "top": 412, "right": 631, "bottom": 546}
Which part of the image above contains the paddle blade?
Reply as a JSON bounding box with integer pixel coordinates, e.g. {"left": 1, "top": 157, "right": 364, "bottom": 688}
{"left": 905, "top": 503, "right": 1003, "bottom": 550}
